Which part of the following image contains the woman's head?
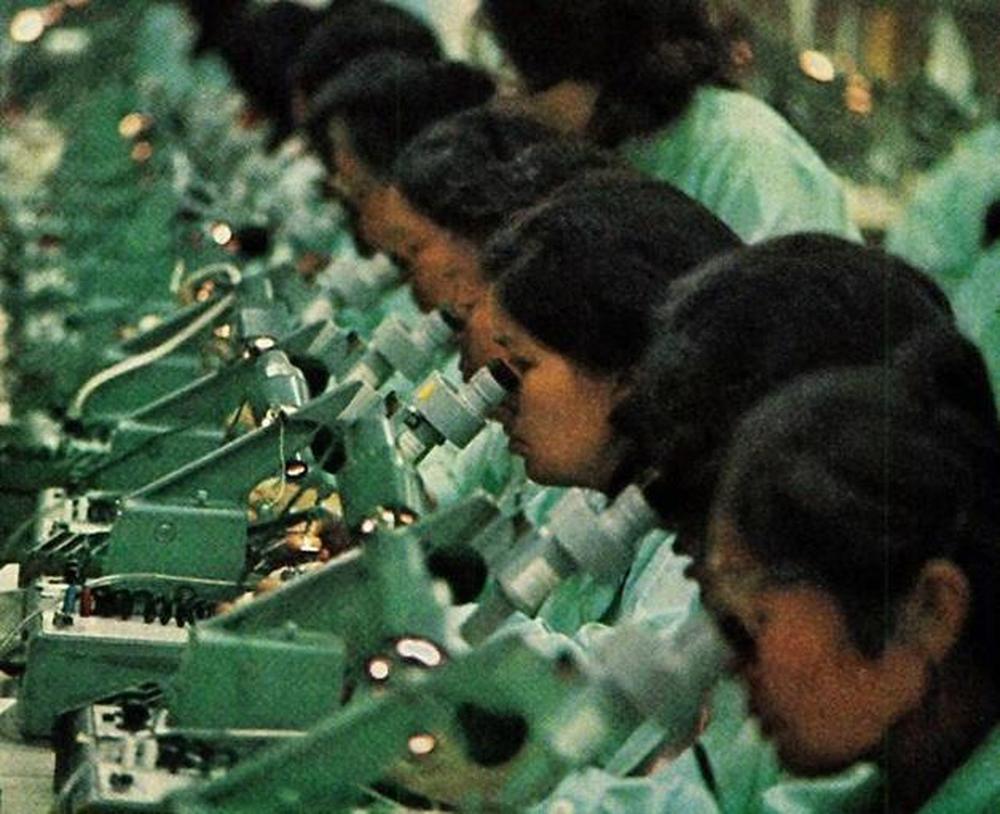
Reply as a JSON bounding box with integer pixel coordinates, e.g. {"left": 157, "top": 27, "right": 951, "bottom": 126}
{"left": 290, "top": 1, "right": 441, "bottom": 122}
{"left": 480, "top": 0, "right": 727, "bottom": 145}
{"left": 617, "top": 234, "right": 953, "bottom": 542}
{"left": 215, "top": 1, "right": 327, "bottom": 147}
{"left": 704, "top": 335, "right": 1000, "bottom": 776}
{"left": 384, "top": 107, "right": 560, "bottom": 312}
{"left": 305, "top": 52, "right": 495, "bottom": 251}
{"left": 483, "top": 178, "right": 741, "bottom": 489}
{"left": 389, "top": 108, "right": 622, "bottom": 351}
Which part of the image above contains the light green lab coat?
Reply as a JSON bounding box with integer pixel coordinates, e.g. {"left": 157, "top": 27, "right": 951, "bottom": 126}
{"left": 500, "top": 522, "right": 696, "bottom": 651}
{"left": 919, "top": 724, "right": 1000, "bottom": 812}
{"left": 950, "top": 247, "right": 1000, "bottom": 409}
{"left": 886, "top": 122, "right": 1000, "bottom": 297}
{"left": 621, "top": 86, "right": 861, "bottom": 244}
{"left": 535, "top": 678, "right": 880, "bottom": 814}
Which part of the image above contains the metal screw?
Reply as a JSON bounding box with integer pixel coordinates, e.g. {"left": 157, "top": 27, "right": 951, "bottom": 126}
{"left": 154, "top": 522, "right": 175, "bottom": 543}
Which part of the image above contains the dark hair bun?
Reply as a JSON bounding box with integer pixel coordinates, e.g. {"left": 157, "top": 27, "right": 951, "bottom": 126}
{"left": 892, "top": 325, "right": 999, "bottom": 432}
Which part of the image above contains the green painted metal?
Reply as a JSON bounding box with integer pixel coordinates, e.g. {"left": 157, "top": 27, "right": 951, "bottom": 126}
{"left": 334, "top": 407, "right": 428, "bottom": 530}
{"left": 203, "top": 506, "right": 459, "bottom": 648}
{"left": 89, "top": 380, "right": 363, "bottom": 579}
{"left": 18, "top": 610, "right": 189, "bottom": 739}
{"left": 167, "top": 625, "right": 346, "bottom": 731}
{"left": 97, "top": 501, "right": 248, "bottom": 584}
{"left": 51, "top": 502, "right": 509, "bottom": 810}
{"left": 7, "top": 381, "right": 362, "bottom": 579}
{"left": 167, "top": 636, "right": 641, "bottom": 814}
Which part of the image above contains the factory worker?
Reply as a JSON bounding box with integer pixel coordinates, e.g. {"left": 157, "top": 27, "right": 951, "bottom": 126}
{"left": 306, "top": 50, "right": 495, "bottom": 250}
{"left": 366, "top": 179, "right": 739, "bottom": 808}
{"left": 379, "top": 107, "right": 563, "bottom": 316}
{"left": 886, "top": 121, "right": 1000, "bottom": 297}
{"left": 239, "top": 3, "right": 444, "bottom": 301}
{"left": 485, "top": 178, "right": 741, "bottom": 492}
{"left": 304, "top": 50, "right": 495, "bottom": 330}
{"left": 477, "top": 177, "right": 740, "bottom": 637}
{"left": 158, "top": 1, "right": 350, "bottom": 248}
{"left": 203, "top": 3, "right": 445, "bottom": 323}
{"left": 387, "top": 109, "right": 631, "bottom": 381}
{"left": 383, "top": 108, "right": 617, "bottom": 509}
{"left": 362, "top": 110, "right": 685, "bottom": 638}
{"left": 207, "top": 1, "right": 328, "bottom": 150}
{"left": 537, "top": 235, "right": 955, "bottom": 812}
{"left": 479, "top": 0, "right": 859, "bottom": 243}
{"left": 702, "top": 341, "right": 1000, "bottom": 812}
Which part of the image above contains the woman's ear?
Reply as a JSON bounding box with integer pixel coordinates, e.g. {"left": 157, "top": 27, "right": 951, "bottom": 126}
{"left": 896, "top": 559, "right": 971, "bottom": 665}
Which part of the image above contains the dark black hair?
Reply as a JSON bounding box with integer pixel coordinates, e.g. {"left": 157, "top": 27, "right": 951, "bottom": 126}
{"left": 484, "top": 178, "right": 742, "bottom": 376}
{"left": 179, "top": 0, "right": 248, "bottom": 56}
{"left": 984, "top": 199, "right": 1000, "bottom": 249}
{"left": 481, "top": 0, "right": 728, "bottom": 146}
{"left": 714, "top": 331, "right": 1000, "bottom": 680}
{"left": 290, "top": 1, "right": 441, "bottom": 102}
{"left": 306, "top": 51, "right": 496, "bottom": 179}
{"left": 616, "top": 234, "right": 955, "bottom": 535}
{"left": 215, "top": 1, "right": 327, "bottom": 147}
{"left": 394, "top": 108, "right": 622, "bottom": 244}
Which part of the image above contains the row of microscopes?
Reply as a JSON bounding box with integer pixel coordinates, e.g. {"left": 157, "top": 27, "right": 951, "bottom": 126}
{"left": 0, "top": 4, "right": 728, "bottom": 812}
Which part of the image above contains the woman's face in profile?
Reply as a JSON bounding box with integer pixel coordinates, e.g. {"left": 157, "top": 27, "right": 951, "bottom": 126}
{"left": 700, "top": 513, "right": 929, "bottom": 777}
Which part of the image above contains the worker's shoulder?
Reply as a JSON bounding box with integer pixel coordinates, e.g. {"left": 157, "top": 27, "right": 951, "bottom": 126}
{"left": 683, "top": 86, "right": 820, "bottom": 160}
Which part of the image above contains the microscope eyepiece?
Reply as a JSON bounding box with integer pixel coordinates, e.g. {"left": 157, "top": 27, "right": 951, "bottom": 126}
{"left": 437, "top": 306, "right": 465, "bottom": 333}
{"left": 486, "top": 358, "right": 518, "bottom": 393}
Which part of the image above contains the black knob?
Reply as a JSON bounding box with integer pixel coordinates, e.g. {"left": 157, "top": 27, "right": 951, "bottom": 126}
{"left": 119, "top": 701, "right": 150, "bottom": 733}
{"left": 108, "top": 772, "right": 134, "bottom": 792}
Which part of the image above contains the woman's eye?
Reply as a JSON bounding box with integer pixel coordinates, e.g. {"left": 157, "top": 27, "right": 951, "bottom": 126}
{"left": 716, "top": 613, "right": 756, "bottom": 663}
{"left": 511, "top": 357, "right": 533, "bottom": 374}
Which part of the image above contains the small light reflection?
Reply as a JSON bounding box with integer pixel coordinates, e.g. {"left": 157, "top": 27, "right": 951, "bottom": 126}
{"left": 799, "top": 50, "right": 836, "bottom": 83}
{"left": 845, "top": 74, "right": 873, "bottom": 115}
{"left": 131, "top": 141, "right": 153, "bottom": 163}
{"left": 395, "top": 637, "right": 444, "bottom": 668}
{"left": 367, "top": 657, "right": 391, "bottom": 682}
{"left": 118, "top": 113, "right": 150, "bottom": 139}
{"left": 197, "top": 282, "right": 217, "bottom": 302}
{"left": 284, "top": 459, "right": 308, "bottom": 480}
{"left": 407, "top": 733, "right": 437, "bottom": 757}
{"left": 210, "top": 222, "right": 233, "bottom": 246}
{"left": 251, "top": 336, "right": 277, "bottom": 352}
{"left": 10, "top": 10, "right": 46, "bottom": 43}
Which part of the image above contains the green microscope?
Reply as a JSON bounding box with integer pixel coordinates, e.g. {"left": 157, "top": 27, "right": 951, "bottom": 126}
{"left": 55, "top": 551, "right": 727, "bottom": 813}
{"left": 6, "top": 359, "right": 514, "bottom": 739}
